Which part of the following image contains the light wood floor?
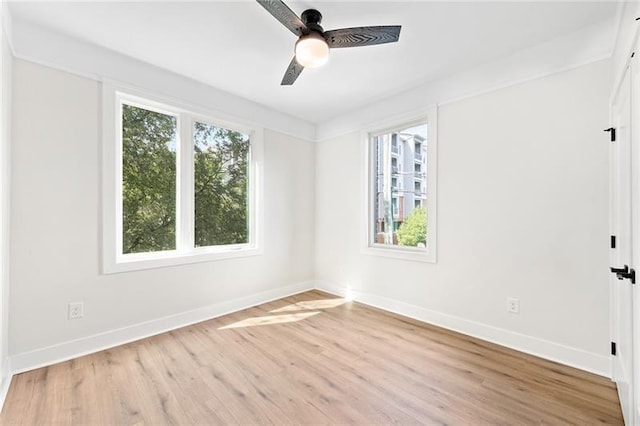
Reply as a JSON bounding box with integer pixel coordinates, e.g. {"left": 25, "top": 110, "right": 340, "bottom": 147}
{"left": 0, "top": 290, "right": 623, "bottom": 425}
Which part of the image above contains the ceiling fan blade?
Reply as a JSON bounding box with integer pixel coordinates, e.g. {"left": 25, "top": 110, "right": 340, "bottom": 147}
{"left": 281, "top": 56, "right": 304, "bottom": 86}
{"left": 257, "top": 0, "right": 308, "bottom": 37}
{"left": 324, "top": 26, "right": 401, "bottom": 48}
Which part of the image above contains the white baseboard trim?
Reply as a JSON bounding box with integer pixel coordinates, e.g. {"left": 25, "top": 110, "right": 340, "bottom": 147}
{"left": 0, "top": 357, "right": 12, "bottom": 414}
{"left": 316, "top": 281, "right": 611, "bottom": 378}
{"left": 10, "top": 281, "right": 315, "bottom": 375}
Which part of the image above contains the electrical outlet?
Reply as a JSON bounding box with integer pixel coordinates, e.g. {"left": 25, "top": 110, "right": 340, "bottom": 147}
{"left": 68, "top": 302, "right": 84, "bottom": 320}
{"left": 506, "top": 297, "right": 520, "bottom": 314}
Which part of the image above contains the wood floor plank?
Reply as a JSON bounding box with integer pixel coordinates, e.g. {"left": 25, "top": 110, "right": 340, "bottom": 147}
{"left": 0, "top": 290, "right": 623, "bottom": 425}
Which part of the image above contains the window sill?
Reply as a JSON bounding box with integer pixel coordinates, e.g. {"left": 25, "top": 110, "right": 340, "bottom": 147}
{"left": 362, "top": 244, "right": 436, "bottom": 263}
{"left": 102, "top": 245, "right": 263, "bottom": 274}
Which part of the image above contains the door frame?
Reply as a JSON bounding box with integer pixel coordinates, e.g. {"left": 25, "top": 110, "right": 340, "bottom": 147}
{"left": 610, "top": 28, "right": 640, "bottom": 424}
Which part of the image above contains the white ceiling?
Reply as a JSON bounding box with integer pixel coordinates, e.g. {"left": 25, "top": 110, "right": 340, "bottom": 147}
{"left": 8, "top": 1, "right": 619, "bottom": 124}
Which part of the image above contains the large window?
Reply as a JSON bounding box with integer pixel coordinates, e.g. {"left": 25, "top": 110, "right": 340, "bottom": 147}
{"left": 365, "top": 112, "right": 437, "bottom": 262}
{"left": 103, "top": 88, "right": 263, "bottom": 273}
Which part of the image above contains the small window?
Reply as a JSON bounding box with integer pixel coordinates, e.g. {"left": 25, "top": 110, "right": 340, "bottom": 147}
{"left": 391, "top": 137, "right": 399, "bottom": 155}
{"left": 365, "top": 110, "right": 437, "bottom": 263}
{"left": 391, "top": 157, "right": 399, "bottom": 173}
{"left": 414, "top": 140, "right": 423, "bottom": 161}
{"left": 391, "top": 197, "right": 399, "bottom": 219}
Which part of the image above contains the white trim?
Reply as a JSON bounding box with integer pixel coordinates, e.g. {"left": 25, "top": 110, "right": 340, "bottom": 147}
{"left": 2, "top": 280, "right": 612, "bottom": 407}
{"left": 102, "top": 86, "right": 265, "bottom": 274}
{"left": 609, "top": 1, "right": 627, "bottom": 67}
{"left": 178, "top": 113, "right": 193, "bottom": 251}
{"left": 10, "top": 15, "right": 614, "bottom": 144}
{"left": 11, "top": 19, "right": 315, "bottom": 142}
{"left": 0, "top": 362, "right": 11, "bottom": 414}
{"left": 610, "top": 13, "right": 640, "bottom": 108}
{"left": 316, "top": 281, "right": 611, "bottom": 378}
{"left": 10, "top": 281, "right": 314, "bottom": 375}
{"left": 0, "top": 7, "right": 12, "bottom": 416}
{"left": 1, "top": 3, "right": 12, "bottom": 54}
{"left": 610, "top": 2, "right": 640, "bottom": 107}
{"left": 316, "top": 18, "right": 615, "bottom": 142}
{"left": 361, "top": 107, "right": 437, "bottom": 264}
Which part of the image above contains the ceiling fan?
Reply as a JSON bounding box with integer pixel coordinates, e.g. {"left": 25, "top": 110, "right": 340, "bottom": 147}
{"left": 257, "top": 0, "right": 402, "bottom": 85}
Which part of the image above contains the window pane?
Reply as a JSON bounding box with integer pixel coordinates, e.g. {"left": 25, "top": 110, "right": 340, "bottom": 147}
{"left": 193, "top": 122, "right": 250, "bottom": 247}
{"left": 372, "top": 123, "right": 428, "bottom": 248}
{"left": 122, "top": 104, "right": 177, "bottom": 254}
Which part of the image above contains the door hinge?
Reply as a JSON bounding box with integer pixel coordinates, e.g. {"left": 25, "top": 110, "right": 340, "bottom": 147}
{"left": 612, "top": 341, "right": 617, "bottom": 356}
{"left": 604, "top": 127, "right": 616, "bottom": 142}
{"left": 611, "top": 235, "right": 616, "bottom": 249}
{"left": 610, "top": 265, "right": 636, "bottom": 284}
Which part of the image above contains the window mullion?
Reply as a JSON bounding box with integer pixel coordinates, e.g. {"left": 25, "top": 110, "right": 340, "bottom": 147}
{"left": 114, "top": 97, "right": 124, "bottom": 258}
{"left": 178, "top": 114, "right": 195, "bottom": 251}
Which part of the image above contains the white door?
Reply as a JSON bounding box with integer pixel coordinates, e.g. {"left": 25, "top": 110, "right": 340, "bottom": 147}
{"left": 631, "top": 51, "right": 640, "bottom": 423}
{"left": 611, "top": 62, "right": 635, "bottom": 425}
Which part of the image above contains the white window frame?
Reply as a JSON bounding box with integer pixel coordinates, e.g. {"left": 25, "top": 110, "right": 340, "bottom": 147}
{"left": 102, "top": 85, "right": 264, "bottom": 273}
{"left": 361, "top": 107, "right": 437, "bottom": 263}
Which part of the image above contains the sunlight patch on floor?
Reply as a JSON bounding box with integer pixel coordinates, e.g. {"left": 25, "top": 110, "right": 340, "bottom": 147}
{"left": 270, "top": 298, "right": 347, "bottom": 313}
{"left": 218, "top": 311, "right": 321, "bottom": 330}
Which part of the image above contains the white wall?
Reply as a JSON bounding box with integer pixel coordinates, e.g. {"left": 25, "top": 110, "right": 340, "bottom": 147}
{"left": 3, "top": 7, "right": 617, "bottom": 381}
{"left": 0, "top": 2, "right": 13, "bottom": 401}
{"left": 611, "top": 2, "right": 640, "bottom": 95}
{"left": 11, "top": 19, "right": 316, "bottom": 143}
{"left": 9, "top": 59, "right": 316, "bottom": 370}
{"left": 316, "top": 59, "right": 612, "bottom": 375}
{"left": 317, "top": 17, "right": 615, "bottom": 142}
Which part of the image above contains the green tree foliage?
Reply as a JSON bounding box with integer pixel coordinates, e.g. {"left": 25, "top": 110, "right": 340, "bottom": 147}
{"left": 122, "top": 104, "right": 177, "bottom": 254}
{"left": 193, "top": 122, "right": 249, "bottom": 247}
{"left": 122, "top": 106, "right": 250, "bottom": 254}
{"left": 396, "top": 206, "right": 427, "bottom": 247}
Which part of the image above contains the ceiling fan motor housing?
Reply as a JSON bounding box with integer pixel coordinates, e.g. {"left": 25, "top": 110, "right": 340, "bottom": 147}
{"left": 301, "top": 9, "right": 322, "bottom": 25}
{"left": 301, "top": 9, "right": 324, "bottom": 34}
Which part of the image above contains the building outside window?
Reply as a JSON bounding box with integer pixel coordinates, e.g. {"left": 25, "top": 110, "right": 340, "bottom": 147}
{"left": 371, "top": 124, "right": 427, "bottom": 247}
{"left": 367, "top": 112, "right": 437, "bottom": 263}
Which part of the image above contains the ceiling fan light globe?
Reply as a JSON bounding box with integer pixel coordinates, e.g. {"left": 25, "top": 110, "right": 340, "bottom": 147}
{"left": 295, "top": 33, "right": 329, "bottom": 68}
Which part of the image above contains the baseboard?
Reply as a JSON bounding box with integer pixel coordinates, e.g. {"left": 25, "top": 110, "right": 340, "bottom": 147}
{"left": 10, "top": 281, "right": 315, "bottom": 375}
{"left": 7, "top": 279, "right": 611, "bottom": 385}
{"left": 316, "top": 281, "right": 611, "bottom": 378}
{"left": 0, "top": 357, "right": 11, "bottom": 414}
